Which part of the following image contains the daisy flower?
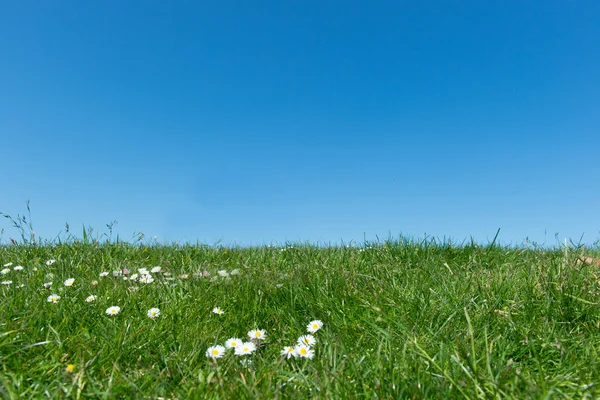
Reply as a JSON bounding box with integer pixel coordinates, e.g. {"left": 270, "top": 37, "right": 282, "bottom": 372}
{"left": 281, "top": 346, "right": 297, "bottom": 359}
{"left": 230, "top": 269, "right": 240, "bottom": 275}
{"left": 147, "top": 308, "right": 160, "bottom": 319}
{"left": 247, "top": 329, "right": 267, "bottom": 340}
{"left": 13, "top": 265, "right": 24, "bottom": 271}
{"left": 105, "top": 306, "right": 121, "bottom": 316}
{"left": 43, "top": 282, "right": 53, "bottom": 288}
{"left": 151, "top": 266, "right": 162, "bottom": 273}
{"left": 99, "top": 272, "right": 109, "bottom": 277}
{"left": 85, "top": 295, "right": 97, "bottom": 303}
{"left": 1, "top": 280, "right": 12, "bottom": 285}
{"left": 139, "top": 275, "right": 154, "bottom": 284}
{"left": 47, "top": 294, "right": 60, "bottom": 303}
{"left": 206, "top": 345, "right": 225, "bottom": 359}
{"left": 3, "top": 262, "right": 13, "bottom": 267}
{"left": 217, "top": 270, "right": 229, "bottom": 277}
{"left": 64, "top": 278, "right": 75, "bottom": 287}
{"left": 0, "top": 268, "right": 9, "bottom": 275}
{"left": 129, "top": 273, "right": 139, "bottom": 281}
{"left": 298, "top": 335, "right": 317, "bottom": 347}
{"left": 91, "top": 280, "right": 99, "bottom": 286}
{"left": 212, "top": 307, "right": 224, "bottom": 315}
{"left": 138, "top": 268, "right": 149, "bottom": 275}
{"left": 45, "top": 259, "right": 56, "bottom": 266}
{"left": 307, "top": 320, "right": 323, "bottom": 333}
{"left": 225, "top": 338, "right": 242, "bottom": 349}
{"left": 294, "top": 344, "right": 315, "bottom": 359}
{"left": 234, "top": 342, "right": 257, "bottom": 356}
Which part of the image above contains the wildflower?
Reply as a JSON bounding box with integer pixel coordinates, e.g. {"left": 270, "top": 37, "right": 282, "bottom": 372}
{"left": 212, "top": 307, "right": 224, "bottom": 315}
{"left": 91, "top": 280, "right": 98, "bottom": 286}
{"left": 64, "top": 278, "right": 75, "bottom": 287}
{"left": 13, "top": 265, "right": 24, "bottom": 271}
{"left": 99, "top": 272, "right": 109, "bottom": 277}
{"left": 230, "top": 269, "right": 240, "bottom": 275}
{"left": 247, "top": 329, "right": 267, "bottom": 340}
{"left": 206, "top": 345, "right": 225, "bottom": 359}
{"left": 298, "top": 335, "right": 316, "bottom": 347}
{"left": 179, "top": 274, "right": 189, "bottom": 279}
{"left": 281, "top": 346, "right": 297, "bottom": 358}
{"left": 3, "top": 262, "right": 13, "bottom": 267}
{"left": 138, "top": 268, "right": 149, "bottom": 275}
{"left": 234, "top": 342, "right": 257, "bottom": 356}
{"left": 43, "top": 282, "right": 53, "bottom": 288}
{"left": 122, "top": 268, "right": 130, "bottom": 275}
{"left": 1, "top": 280, "right": 12, "bottom": 285}
{"left": 46, "top": 273, "right": 55, "bottom": 279}
{"left": 85, "top": 295, "right": 97, "bottom": 303}
{"left": 225, "top": 338, "right": 242, "bottom": 349}
{"left": 105, "top": 306, "right": 121, "bottom": 316}
{"left": 112, "top": 271, "right": 121, "bottom": 277}
{"left": 127, "top": 286, "right": 139, "bottom": 291}
{"left": 129, "top": 273, "right": 139, "bottom": 281}
{"left": 147, "top": 308, "right": 160, "bottom": 319}
{"left": 65, "top": 364, "right": 75, "bottom": 373}
{"left": 47, "top": 294, "right": 60, "bottom": 303}
{"left": 0, "top": 268, "right": 9, "bottom": 275}
{"left": 139, "top": 275, "right": 154, "bottom": 284}
{"left": 46, "top": 259, "right": 56, "bottom": 266}
{"left": 151, "top": 266, "right": 161, "bottom": 273}
{"left": 217, "top": 270, "right": 229, "bottom": 277}
{"left": 202, "top": 270, "right": 210, "bottom": 277}
{"left": 294, "top": 344, "right": 315, "bottom": 359}
{"left": 307, "top": 320, "right": 323, "bottom": 333}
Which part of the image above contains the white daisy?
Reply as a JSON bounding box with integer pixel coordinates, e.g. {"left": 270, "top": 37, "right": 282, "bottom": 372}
{"left": 281, "top": 346, "right": 297, "bottom": 358}
{"left": 64, "top": 278, "right": 75, "bottom": 287}
{"left": 294, "top": 344, "right": 315, "bottom": 359}
{"left": 13, "top": 265, "right": 24, "bottom": 271}
{"left": 85, "top": 295, "right": 97, "bottom": 303}
{"left": 217, "top": 270, "right": 229, "bottom": 277}
{"left": 1, "top": 280, "right": 12, "bottom": 285}
{"left": 129, "top": 273, "right": 139, "bottom": 281}
{"left": 99, "top": 272, "right": 109, "bottom": 277}
{"left": 47, "top": 294, "right": 60, "bottom": 303}
{"left": 105, "top": 306, "right": 121, "bottom": 316}
{"left": 225, "top": 338, "right": 242, "bottom": 349}
{"left": 234, "top": 342, "right": 256, "bottom": 356}
{"left": 138, "top": 268, "right": 149, "bottom": 275}
{"left": 147, "top": 308, "right": 160, "bottom": 319}
{"left": 206, "top": 345, "right": 225, "bottom": 359}
{"left": 45, "top": 259, "right": 56, "bottom": 266}
{"left": 212, "top": 307, "right": 224, "bottom": 315}
{"left": 3, "top": 262, "right": 13, "bottom": 267}
{"left": 0, "top": 268, "right": 9, "bottom": 275}
{"left": 298, "top": 335, "right": 317, "bottom": 347}
{"left": 43, "top": 282, "right": 53, "bottom": 288}
{"left": 150, "top": 266, "right": 162, "bottom": 273}
{"left": 247, "top": 329, "right": 267, "bottom": 340}
{"left": 307, "top": 320, "right": 323, "bottom": 333}
{"left": 139, "top": 275, "right": 154, "bottom": 284}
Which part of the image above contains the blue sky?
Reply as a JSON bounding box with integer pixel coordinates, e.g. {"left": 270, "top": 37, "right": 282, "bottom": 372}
{"left": 1, "top": 1, "right": 599, "bottom": 246}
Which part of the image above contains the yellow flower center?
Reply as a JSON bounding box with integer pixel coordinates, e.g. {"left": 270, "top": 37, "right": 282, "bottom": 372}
{"left": 312, "top": 324, "right": 318, "bottom": 329}
{"left": 256, "top": 332, "right": 261, "bottom": 337}
{"left": 212, "top": 349, "right": 219, "bottom": 355}
{"left": 300, "top": 348, "right": 307, "bottom": 355}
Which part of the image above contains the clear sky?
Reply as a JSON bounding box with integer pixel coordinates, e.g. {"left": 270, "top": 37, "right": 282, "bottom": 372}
{"left": 1, "top": 1, "right": 599, "bottom": 247}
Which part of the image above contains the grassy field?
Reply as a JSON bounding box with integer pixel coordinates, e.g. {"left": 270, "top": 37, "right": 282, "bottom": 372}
{"left": 1, "top": 236, "right": 600, "bottom": 399}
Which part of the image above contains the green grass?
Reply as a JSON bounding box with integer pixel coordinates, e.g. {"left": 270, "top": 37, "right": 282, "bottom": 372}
{"left": 1, "top": 238, "right": 600, "bottom": 399}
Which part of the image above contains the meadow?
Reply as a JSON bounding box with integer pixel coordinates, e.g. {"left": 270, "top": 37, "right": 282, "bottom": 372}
{"left": 1, "top": 234, "right": 600, "bottom": 399}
